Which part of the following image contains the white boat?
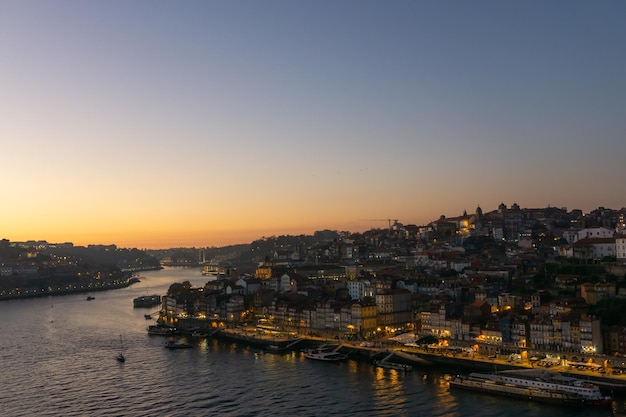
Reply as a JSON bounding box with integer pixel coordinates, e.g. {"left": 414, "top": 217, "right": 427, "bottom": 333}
{"left": 304, "top": 347, "right": 347, "bottom": 362}
{"left": 450, "top": 370, "right": 612, "bottom": 407}
{"left": 202, "top": 265, "right": 225, "bottom": 276}
{"left": 448, "top": 373, "right": 584, "bottom": 405}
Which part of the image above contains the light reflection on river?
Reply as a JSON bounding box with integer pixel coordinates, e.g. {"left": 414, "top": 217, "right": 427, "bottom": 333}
{"left": 0, "top": 267, "right": 619, "bottom": 416}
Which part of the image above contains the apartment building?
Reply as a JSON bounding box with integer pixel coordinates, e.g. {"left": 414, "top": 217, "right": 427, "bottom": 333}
{"left": 616, "top": 236, "right": 626, "bottom": 263}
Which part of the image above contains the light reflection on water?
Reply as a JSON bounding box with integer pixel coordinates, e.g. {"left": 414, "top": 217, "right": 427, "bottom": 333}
{"left": 431, "top": 375, "right": 461, "bottom": 417}
{"left": 0, "top": 267, "right": 621, "bottom": 417}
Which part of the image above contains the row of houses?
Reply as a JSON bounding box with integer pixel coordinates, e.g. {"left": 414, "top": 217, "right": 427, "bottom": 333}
{"left": 419, "top": 298, "right": 604, "bottom": 355}
{"left": 157, "top": 206, "right": 626, "bottom": 354}
{"left": 162, "top": 275, "right": 413, "bottom": 339}
{"left": 160, "top": 265, "right": 626, "bottom": 355}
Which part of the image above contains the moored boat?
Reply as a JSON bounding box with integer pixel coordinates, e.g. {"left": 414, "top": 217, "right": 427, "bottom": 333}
{"left": 202, "top": 265, "right": 225, "bottom": 276}
{"left": 165, "top": 340, "right": 192, "bottom": 349}
{"left": 266, "top": 344, "right": 283, "bottom": 352}
{"left": 116, "top": 334, "right": 126, "bottom": 363}
{"left": 133, "top": 295, "right": 161, "bottom": 308}
{"left": 448, "top": 374, "right": 584, "bottom": 405}
{"left": 448, "top": 370, "right": 613, "bottom": 407}
{"left": 373, "top": 360, "right": 412, "bottom": 372}
{"left": 147, "top": 325, "right": 178, "bottom": 336}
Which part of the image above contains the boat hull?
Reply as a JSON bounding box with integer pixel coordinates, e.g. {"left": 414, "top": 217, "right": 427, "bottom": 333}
{"left": 584, "top": 398, "right": 614, "bottom": 407}
{"left": 373, "top": 360, "right": 412, "bottom": 372}
{"left": 165, "top": 341, "right": 192, "bottom": 349}
{"left": 449, "top": 376, "right": 585, "bottom": 406}
{"left": 147, "top": 325, "right": 178, "bottom": 336}
{"left": 464, "top": 370, "right": 614, "bottom": 408}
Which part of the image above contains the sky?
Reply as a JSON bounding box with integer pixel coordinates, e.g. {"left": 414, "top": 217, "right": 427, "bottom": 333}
{"left": 1, "top": 1, "right": 625, "bottom": 249}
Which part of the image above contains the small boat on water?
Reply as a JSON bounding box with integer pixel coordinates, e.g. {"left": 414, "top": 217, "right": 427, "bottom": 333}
{"left": 147, "top": 325, "right": 178, "bottom": 336}
{"left": 86, "top": 296, "right": 95, "bottom": 301}
{"left": 165, "top": 340, "right": 192, "bottom": 349}
{"left": 144, "top": 311, "right": 160, "bottom": 320}
{"left": 133, "top": 295, "right": 161, "bottom": 308}
{"left": 202, "top": 265, "right": 226, "bottom": 276}
{"left": 116, "top": 335, "right": 126, "bottom": 363}
{"left": 448, "top": 369, "right": 613, "bottom": 407}
{"left": 266, "top": 344, "right": 283, "bottom": 352}
{"left": 304, "top": 347, "right": 347, "bottom": 362}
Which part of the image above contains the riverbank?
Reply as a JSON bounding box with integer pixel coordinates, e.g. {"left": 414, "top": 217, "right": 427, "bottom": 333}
{"left": 211, "top": 327, "right": 626, "bottom": 394}
{"left": 402, "top": 348, "right": 626, "bottom": 393}
{"left": 0, "top": 266, "right": 165, "bottom": 301}
{"left": 0, "top": 276, "right": 141, "bottom": 301}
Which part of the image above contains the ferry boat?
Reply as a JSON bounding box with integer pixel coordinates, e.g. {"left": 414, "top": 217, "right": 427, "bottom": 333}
{"left": 449, "top": 370, "right": 613, "bottom": 407}
{"left": 449, "top": 373, "right": 584, "bottom": 405}
{"left": 202, "top": 265, "right": 226, "bottom": 277}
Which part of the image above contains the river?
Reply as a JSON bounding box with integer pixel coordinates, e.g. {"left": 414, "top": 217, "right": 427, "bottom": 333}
{"left": 0, "top": 267, "right": 619, "bottom": 416}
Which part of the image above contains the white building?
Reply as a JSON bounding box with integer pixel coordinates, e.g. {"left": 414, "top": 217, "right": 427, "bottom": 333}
{"left": 572, "top": 237, "right": 615, "bottom": 260}
{"left": 347, "top": 278, "right": 374, "bottom": 301}
{"left": 563, "top": 227, "right": 614, "bottom": 244}
{"left": 616, "top": 236, "right": 626, "bottom": 263}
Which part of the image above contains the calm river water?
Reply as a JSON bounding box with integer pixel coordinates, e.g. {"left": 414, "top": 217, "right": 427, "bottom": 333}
{"left": 0, "top": 267, "right": 621, "bottom": 416}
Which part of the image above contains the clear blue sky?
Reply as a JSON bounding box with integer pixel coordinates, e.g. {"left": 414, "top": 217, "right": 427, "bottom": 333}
{"left": 1, "top": 0, "right": 624, "bottom": 248}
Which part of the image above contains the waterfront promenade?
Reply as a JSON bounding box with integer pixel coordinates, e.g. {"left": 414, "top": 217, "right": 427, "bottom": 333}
{"left": 214, "top": 326, "right": 626, "bottom": 392}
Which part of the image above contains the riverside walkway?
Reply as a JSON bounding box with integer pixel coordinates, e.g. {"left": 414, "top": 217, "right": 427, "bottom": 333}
{"left": 216, "top": 327, "right": 626, "bottom": 392}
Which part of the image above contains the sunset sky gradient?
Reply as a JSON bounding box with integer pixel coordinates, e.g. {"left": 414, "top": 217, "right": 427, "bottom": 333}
{"left": 1, "top": 1, "right": 625, "bottom": 248}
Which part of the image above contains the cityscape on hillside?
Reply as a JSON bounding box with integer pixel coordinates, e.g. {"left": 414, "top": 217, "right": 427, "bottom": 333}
{"left": 3, "top": 203, "right": 626, "bottom": 360}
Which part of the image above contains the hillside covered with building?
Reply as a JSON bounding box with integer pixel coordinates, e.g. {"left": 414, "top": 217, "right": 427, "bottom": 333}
{"left": 159, "top": 204, "right": 626, "bottom": 357}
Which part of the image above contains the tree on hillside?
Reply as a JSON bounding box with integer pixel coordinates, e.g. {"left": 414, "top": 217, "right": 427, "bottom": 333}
{"left": 167, "top": 281, "right": 193, "bottom": 296}
{"left": 416, "top": 335, "right": 439, "bottom": 345}
{"left": 589, "top": 299, "right": 626, "bottom": 326}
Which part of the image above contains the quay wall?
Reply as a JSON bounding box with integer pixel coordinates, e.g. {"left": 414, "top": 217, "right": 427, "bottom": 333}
{"left": 211, "top": 329, "right": 626, "bottom": 393}
{"left": 0, "top": 277, "right": 141, "bottom": 301}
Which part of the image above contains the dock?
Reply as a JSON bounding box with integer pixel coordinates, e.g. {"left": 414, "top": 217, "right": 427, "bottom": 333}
{"left": 199, "top": 327, "right": 626, "bottom": 393}
{"left": 216, "top": 328, "right": 306, "bottom": 351}
{"left": 373, "top": 351, "right": 413, "bottom": 372}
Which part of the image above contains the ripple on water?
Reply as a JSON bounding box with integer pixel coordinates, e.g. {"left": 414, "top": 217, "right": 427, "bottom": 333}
{"left": 1, "top": 269, "right": 622, "bottom": 417}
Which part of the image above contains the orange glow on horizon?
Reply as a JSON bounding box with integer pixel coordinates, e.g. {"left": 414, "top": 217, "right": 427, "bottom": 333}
{"left": 1, "top": 220, "right": 417, "bottom": 249}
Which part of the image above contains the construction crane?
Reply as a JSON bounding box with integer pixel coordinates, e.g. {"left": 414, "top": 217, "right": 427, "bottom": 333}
{"left": 360, "top": 218, "right": 398, "bottom": 230}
